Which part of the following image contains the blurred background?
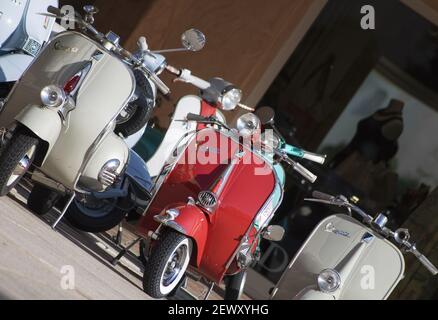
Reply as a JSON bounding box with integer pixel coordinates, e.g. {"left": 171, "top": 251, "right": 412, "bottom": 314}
{"left": 61, "top": 0, "right": 438, "bottom": 299}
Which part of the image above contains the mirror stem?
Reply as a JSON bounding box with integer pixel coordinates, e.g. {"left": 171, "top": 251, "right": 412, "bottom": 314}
{"left": 152, "top": 48, "right": 188, "bottom": 54}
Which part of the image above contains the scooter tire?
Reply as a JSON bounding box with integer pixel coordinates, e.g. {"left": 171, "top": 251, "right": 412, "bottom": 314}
{"left": 115, "top": 70, "right": 155, "bottom": 138}
{"left": 143, "top": 230, "right": 192, "bottom": 299}
{"left": 0, "top": 81, "right": 14, "bottom": 99}
{"left": 65, "top": 200, "right": 127, "bottom": 233}
{"left": 224, "top": 270, "right": 247, "bottom": 300}
{"left": 0, "top": 131, "right": 39, "bottom": 196}
{"left": 27, "top": 184, "right": 60, "bottom": 216}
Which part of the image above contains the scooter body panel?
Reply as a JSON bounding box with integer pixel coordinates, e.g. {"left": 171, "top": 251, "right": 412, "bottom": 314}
{"left": 25, "top": 0, "right": 58, "bottom": 45}
{"left": 143, "top": 96, "right": 226, "bottom": 177}
{"left": 79, "top": 133, "right": 129, "bottom": 192}
{"left": 15, "top": 103, "right": 61, "bottom": 154}
{"left": 272, "top": 214, "right": 405, "bottom": 300}
{"left": 0, "top": 0, "right": 57, "bottom": 52}
{"left": 0, "top": 0, "right": 26, "bottom": 47}
{"left": 0, "top": 31, "right": 134, "bottom": 190}
{"left": 0, "top": 53, "right": 34, "bottom": 82}
{"left": 138, "top": 128, "right": 278, "bottom": 284}
{"left": 145, "top": 95, "right": 201, "bottom": 177}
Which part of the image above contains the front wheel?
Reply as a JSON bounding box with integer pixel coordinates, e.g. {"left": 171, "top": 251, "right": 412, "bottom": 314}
{"left": 143, "top": 231, "right": 192, "bottom": 299}
{"left": 65, "top": 195, "right": 127, "bottom": 233}
{"left": 224, "top": 271, "right": 247, "bottom": 300}
{"left": 0, "top": 131, "right": 39, "bottom": 196}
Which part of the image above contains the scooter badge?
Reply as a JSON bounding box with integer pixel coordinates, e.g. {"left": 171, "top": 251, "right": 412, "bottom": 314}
{"left": 325, "top": 222, "right": 350, "bottom": 238}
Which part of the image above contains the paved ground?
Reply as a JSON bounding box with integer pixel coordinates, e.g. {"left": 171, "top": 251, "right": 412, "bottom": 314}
{"left": 0, "top": 183, "right": 227, "bottom": 300}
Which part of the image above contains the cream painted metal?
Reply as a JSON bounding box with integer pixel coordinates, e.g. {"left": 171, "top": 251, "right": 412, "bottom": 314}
{"left": 0, "top": 31, "right": 134, "bottom": 192}
{"left": 272, "top": 214, "right": 405, "bottom": 300}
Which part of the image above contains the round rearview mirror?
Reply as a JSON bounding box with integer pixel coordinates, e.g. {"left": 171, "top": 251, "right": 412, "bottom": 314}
{"left": 256, "top": 106, "right": 276, "bottom": 126}
{"left": 262, "top": 225, "right": 285, "bottom": 242}
{"left": 261, "top": 131, "right": 281, "bottom": 152}
{"left": 236, "top": 113, "right": 261, "bottom": 137}
{"left": 83, "top": 5, "right": 99, "bottom": 14}
{"left": 181, "top": 29, "right": 206, "bottom": 52}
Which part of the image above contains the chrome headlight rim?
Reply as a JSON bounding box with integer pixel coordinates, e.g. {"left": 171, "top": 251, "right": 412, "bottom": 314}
{"left": 219, "top": 86, "right": 242, "bottom": 111}
{"left": 40, "top": 85, "right": 67, "bottom": 109}
{"left": 317, "top": 268, "right": 341, "bottom": 293}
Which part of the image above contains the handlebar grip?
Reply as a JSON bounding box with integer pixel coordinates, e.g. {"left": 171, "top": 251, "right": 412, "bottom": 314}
{"left": 186, "top": 113, "right": 207, "bottom": 122}
{"left": 312, "top": 191, "right": 335, "bottom": 201}
{"left": 47, "top": 5, "right": 62, "bottom": 16}
{"left": 293, "top": 162, "right": 317, "bottom": 183}
{"left": 412, "top": 250, "right": 438, "bottom": 275}
{"left": 302, "top": 151, "right": 326, "bottom": 164}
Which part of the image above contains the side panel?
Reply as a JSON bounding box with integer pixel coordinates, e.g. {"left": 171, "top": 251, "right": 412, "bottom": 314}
{"left": 0, "top": 53, "right": 33, "bottom": 82}
{"left": 272, "top": 215, "right": 405, "bottom": 300}
{"left": 79, "top": 133, "right": 129, "bottom": 192}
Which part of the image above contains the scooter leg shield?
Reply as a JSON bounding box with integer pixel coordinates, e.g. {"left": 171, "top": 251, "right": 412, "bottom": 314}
{"left": 14, "top": 105, "right": 61, "bottom": 163}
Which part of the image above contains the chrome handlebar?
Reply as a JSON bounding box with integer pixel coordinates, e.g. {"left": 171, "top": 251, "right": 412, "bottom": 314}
{"left": 279, "top": 153, "right": 318, "bottom": 183}
{"left": 305, "top": 191, "right": 438, "bottom": 275}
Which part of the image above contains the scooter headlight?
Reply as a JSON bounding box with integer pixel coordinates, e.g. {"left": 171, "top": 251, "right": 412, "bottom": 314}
{"left": 220, "top": 87, "right": 242, "bottom": 111}
{"left": 41, "top": 85, "right": 67, "bottom": 108}
{"left": 317, "top": 268, "right": 341, "bottom": 293}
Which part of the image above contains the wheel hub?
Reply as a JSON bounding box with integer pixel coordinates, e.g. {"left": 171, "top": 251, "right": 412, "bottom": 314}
{"left": 162, "top": 245, "right": 187, "bottom": 287}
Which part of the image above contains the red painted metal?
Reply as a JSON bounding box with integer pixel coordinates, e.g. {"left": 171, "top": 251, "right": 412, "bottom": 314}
{"left": 137, "top": 128, "right": 276, "bottom": 284}
{"left": 197, "top": 100, "right": 217, "bottom": 130}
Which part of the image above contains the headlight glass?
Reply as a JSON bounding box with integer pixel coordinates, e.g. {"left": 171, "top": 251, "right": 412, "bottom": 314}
{"left": 41, "top": 85, "right": 66, "bottom": 108}
{"left": 317, "top": 269, "right": 341, "bottom": 293}
{"left": 220, "top": 88, "right": 242, "bottom": 111}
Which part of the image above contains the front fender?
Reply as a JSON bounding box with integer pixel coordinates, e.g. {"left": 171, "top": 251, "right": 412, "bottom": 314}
{"left": 15, "top": 105, "right": 61, "bottom": 162}
{"left": 0, "top": 53, "right": 33, "bottom": 82}
{"left": 157, "top": 205, "right": 208, "bottom": 267}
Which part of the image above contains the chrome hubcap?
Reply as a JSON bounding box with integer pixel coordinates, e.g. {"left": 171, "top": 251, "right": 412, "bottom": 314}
{"left": 162, "top": 244, "right": 188, "bottom": 287}
{"left": 7, "top": 145, "right": 36, "bottom": 187}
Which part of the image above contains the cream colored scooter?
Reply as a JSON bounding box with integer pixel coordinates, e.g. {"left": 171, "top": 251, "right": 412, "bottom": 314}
{"left": 0, "top": 5, "right": 205, "bottom": 228}
{"left": 271, "top": 191, "right": 438, "bottom": 300}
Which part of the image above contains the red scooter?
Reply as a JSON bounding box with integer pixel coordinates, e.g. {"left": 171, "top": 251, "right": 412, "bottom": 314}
{"left": 132, "top": 109, "right": 325, "bottom": 299}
